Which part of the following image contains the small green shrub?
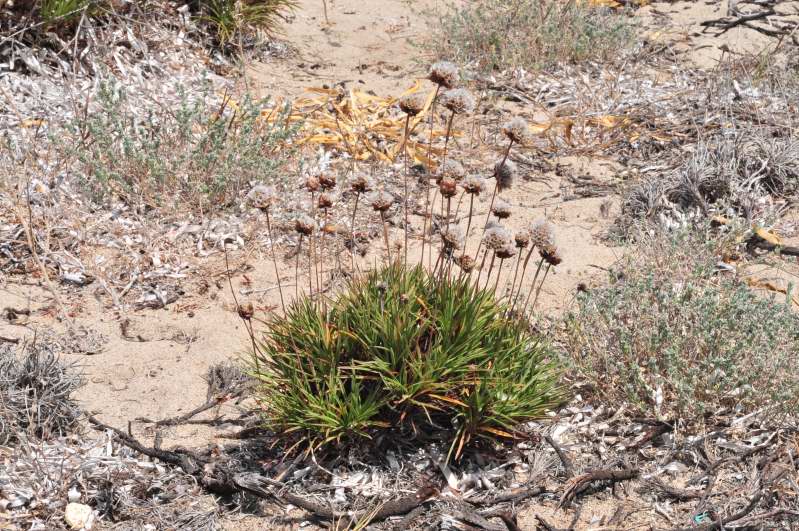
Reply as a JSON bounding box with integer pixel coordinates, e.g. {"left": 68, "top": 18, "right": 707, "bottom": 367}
{"left": 565, "top": 229, "right": 799, "bottom": 421}
{"left": 198, "top": 0, "right": 298, "bottom": 47}
{"left": 251, "top": 264, "right": 564, "bottom": 458}
{"left": 40, "top": 0, "right": 92, "bottom": 26}
{"left": 428, "top": 0, "right": 636, "bottom": 73}
{"left": 67, "top": 79, "right": 296, "bottom": 213}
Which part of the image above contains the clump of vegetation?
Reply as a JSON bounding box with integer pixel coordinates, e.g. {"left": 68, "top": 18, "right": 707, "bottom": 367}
{"left": 428, "top": 0, "right": 636, "bottom": 73}
{"left": 68, "top": 80, "right": 295, "bottom": 213}
{"left": 251, "top": 264, "right": 564, "bottom": 458}
{"left": 0, "top": 341, "right": 82, "bottom": 444}
{"left": 196, "top": 0, "right": 298, "bottom": 47}
{"left": 564, "top": 229, "right": 799, "bottom": 421}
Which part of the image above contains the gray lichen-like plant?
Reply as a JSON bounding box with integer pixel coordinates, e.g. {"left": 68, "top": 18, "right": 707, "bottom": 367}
{"left": 251, "top": 264, "right": 564, "bottom": 458}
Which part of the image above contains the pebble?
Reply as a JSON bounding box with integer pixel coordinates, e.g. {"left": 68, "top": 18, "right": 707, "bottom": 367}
{"left": 64, "top": 502, "right": 93, "bottom": 530}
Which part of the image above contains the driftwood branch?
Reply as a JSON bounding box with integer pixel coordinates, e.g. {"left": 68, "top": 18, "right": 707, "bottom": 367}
{"left": 559, "top": 467, "right": 639, "bottom": 508}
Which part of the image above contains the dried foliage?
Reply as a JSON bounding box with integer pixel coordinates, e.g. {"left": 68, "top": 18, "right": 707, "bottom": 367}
{"left": 564, "top": 229, "right": 799, "bottom": 421}
{"left": 0, "top": 339, "right": 82, "bottom": 445}
{"left": 251, "top": 264, "right": 564, "bottom": 458}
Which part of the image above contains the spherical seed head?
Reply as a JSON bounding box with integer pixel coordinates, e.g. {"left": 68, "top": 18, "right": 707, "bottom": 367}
{"left": 461, "top": 175, "right": 485, "bottom": 195}
{"left": 540, "top": 243, "right": 562, "bottom": 266}
{"left": 399, "top": 92, "right": 426, "bottom": 116}
{"left": 501, "top": 117, "right": 532, "bottom": 145}
{"left": 484, "top": 225, "right": 513, "bottom": 251}
{"left": 496, "top": 243, "right": 517, "bottom": 260}
{"left": 514, "top": 230, "right": 530, "bottom": 248}
{"left": 494, "top": 159, "right": 517, "bottom": 191}
{"left": 439, "top": 176, "right": 458, "bottom": 198}
{"left": 440, "top": 225, "right": 465, "bottom": 250}
{"left": 428, "top": 61, "right": 459, "bottom": 89}
{"left": 350, "top": 174, "right": 374, "bottom": 194}
{"left": 440, "top": 88, "right": 475, "bottom": 115}
{"left": 318, "top": 173, "right": 337, "bottom": 190}
{"left": 318, "top": 192, "right": 334, "bottom": 209}
{"left": 304, "top": 176, "right": 320, "bottom": 193}
{"left": 492, "top": 198, "right": 512, "bottom": 219}
{"left": 530, "top": 219, "right": 554, "bottom": 249}
{"left": 295, "top": 214, "right": 316, "bottom": 235}
{"left": 436, "top": 159, "right": 466, "bottom": 181}
{"left": 458, "top": 254, "right": 475, "bottom": 273}
{"left": 237, "top": 301, "right": 254, "bottom": 320}
{"left": 369, "top": 191, "right": 394, "bottom": 212}
{"left": 246, "top": 184, "right": 276, "bottom": 210}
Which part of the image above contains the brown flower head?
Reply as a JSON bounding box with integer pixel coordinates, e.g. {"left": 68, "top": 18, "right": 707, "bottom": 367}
{"left": 501, "top": 117, "right": 532, "bottom": 146}
{"left": 514, "top": 230, "right": 530, "bottom": 248}
{"left": 350, "top": 174, "right": 374, "bottom": 194}
{"left": 496, "top": 243, "right": 517, "bottom": 260}
{"left": 318, "top": 192, "right": 334, "bottom": 209}
{"left": 318, "top": 173, "right": 337, "bottom": 190}
{"left": 436, "top": 159, "right": 466, "bottom": 181}
{"left": 369, "top": 191, "right": 394, "bottom": 212}
{"left": 439, "top": 176, "right": 458, "bottom": 198}
{"left": 540, "top": 243, "right": 562, "bottom": 266}
{"left": 246, "top": 185, "right": 277, "bottom": 210}
{"left": 484, "top": 225, "right": 513, "bottom": 251}
{"left": 440, "top": 88, "right": 476, "bottom": 115}
{"left": 295, "top": 214, "right": 316, "bottom": 235}
{"left": 458, "top": 254, "right": 475, "bottom": 273}
{"left": 399, "top": 92, "right": 426, "bottom": 116}
{"left": 492, "top": 198, "right": 512, "bottom": 219}
{"left": 304, "top": 176, "right": 320, "bottom": 193}
{"left": 440, "top": 225, "right": 465, "bottom": 250}
{"left": 494, "top": 159, "right": 517, "bottom": 191}
{"left": 461, "top": 175, "right": 485, "bottom": 195}
{"left": 529, "top": 219, "right": 554, "bottom": 250}
{"left": 428, "top": 61, "right": 459, "bottom": 89}
{"left": 237, "top": 301, "right": 254, "bottom": 320}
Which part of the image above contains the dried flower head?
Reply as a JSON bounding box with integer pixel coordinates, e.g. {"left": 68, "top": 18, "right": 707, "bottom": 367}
{"left": 295, "top": 214, "right": 316, "bottom": 235}
{"left": 436, "top": 159, "right": 466, "bottom": 181}
{"left": 246, "top": 185, "right": 277, "bottom": 210}
{"left": 440, "top": 88, "right": 476, "bottom": 115}
{"left": 540, "top": 243, "right": 562, "bottom": 266}
{"left": 514, "top": 230, "right": 530, "bottom": 248}
{"left": 496, "top": 243, "right": 517, "bottom": 260}
{"left": 399, "top": 92, "right": 426, "bottom": 116}
{"left": 319, "top": 173, "right": 337, "bottom": 190}
{"left": 369, "top": 191, "right": 394, "bottom": 212}
{"left": 428, "top": 61, "right": 459, "bottom": 89}
{"left": 304, "top": 176, "right": 320, "bottom": 193}
{"left": 501, "top": 117, "right": 532, "bottom": 146}
{"left": 439, "top": 176, "right": 458, "bottom": 198}
{"left": 484, "top": 225, "right": 513, "bottom": 251}
{"left": 458, "top": 254, "right": 475, "bottom": 273}
{"left": 461, "top": 175, "right": 485, "bottom": 195}
{"left": 492, "top": 199, "right": 512, "bottom": 219}
{"left": 350, "top": 174, "right": 374, "bottom": 194}
{"left": 440, "top": 225, "right": 465, "bottom": 250}
{"left": 494, "top": 159, "right": 517, "bottom": 191}
{"left": 529, "top": 219, "right": 554, "bottom": 250}
{"left": 318, "top": 193, "right": 334, "bottom": 209}
{"left": 237, "top": 301, "right": 254, "bottom": 320}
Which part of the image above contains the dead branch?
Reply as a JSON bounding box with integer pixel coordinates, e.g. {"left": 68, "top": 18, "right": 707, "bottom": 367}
{"left": 468, "top": 485, "right": 546, "bottom": 507}
{"left": 700, "top": 8, "right": 775, "bottom": 35}
{"left": 666, "top": 490, "right": 763, "bottom": 531}
{"left": 559, "top": 468, "right": 639, "bottom": 508}
{"left": 643, "top": 478, "right": 704, "bottom": 501}
{"left": 544, "top": 435, "right": 574, "bottom": 478}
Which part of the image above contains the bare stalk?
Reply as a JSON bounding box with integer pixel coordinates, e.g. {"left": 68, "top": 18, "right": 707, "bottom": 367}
{"left": 350, "top": 192, "right": 360, "bottom": 270}
{"left": 380, "top": 211, "right": 392, "bottom": 265}
{"left": 265, "top": 210, "right": 285, "bottom": 313}
{"left": 520, "top": 258, "right": 546, "bottom": 317}
{"left": 530, "top": 263, "right": 552, "bottom": 312}
{"left": 420, "top": 85, "right": 441, "bottom": 268}
{"left": 295, "top": 236, "right": 303, "bottom": 299}
{"left": 510, "top": 246, "right": 537, "bottom": 314}
{"left": 402, "top": 114, "right": 411, "bottom": 266}
{"left": 493, "top": 258, "right": 505, "bottom": 293}
{"left": 483, "top": 251, "right": 496, "bottom": 291}
{"left": 472, "top": 139, "right": 513, "bottom": 260}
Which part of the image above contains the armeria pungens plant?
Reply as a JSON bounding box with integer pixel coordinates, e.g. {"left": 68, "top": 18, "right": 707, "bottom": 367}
{"left": 251, "top": 264, "right": 564, "bottom": 459}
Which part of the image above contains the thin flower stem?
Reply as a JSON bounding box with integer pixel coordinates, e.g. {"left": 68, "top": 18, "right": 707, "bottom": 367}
{"left": 265, "top": 210, "right": 285, "bottom": 313}
{"left": 473, "top": 139, "right": 513, "bottom": 260}
{"left": 350, "top": 192, "right": 360, "bottom": 270}
{"left": 402, "top": 114, "right": 411, "bottom": 267}
{"left": 380, "top": 211, "right": 391, "bottom": 265}
{"left": 484, "top": 251, "right": 496, "bottom": 291}
{"left": 521, "top": 258, "right": 545, "bottom": 317}
{"left": 510, "top": 246, "right": 536, "bottom": 314}
{"left": 420, "top": 87, "right": 440, "bottom": 269}
{"left": 295, "top": 236, "right": 303, "bottom": 299}
{"left": 493, "top": 258, "right": 505, "bottom": 293}
{"left": 310, "top": 192, "right": 320, "bottom": 294}
{"left": 507, "top": 249, "right": 523, "bottom": 304}
{"left": 530, "top": 263, "right": 552, "bottom": 312}
{"left": 475, "top": 247, "right": 489, "bottom": 288}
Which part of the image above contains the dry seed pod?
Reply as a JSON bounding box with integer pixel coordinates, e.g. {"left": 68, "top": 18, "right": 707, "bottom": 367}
{"left": 318, "top": 193, "right": 334, "bottom": 209}
{"left": 484, "top": 225, "right": 513, "bottom": 251}
{"left": 458, "top": 254, "right": 475, "bottom": 273}
{"left": 350, "top": 174, "right": 374, "bottom": 194}
{"left": 501, "top": 117, "right": 532, "bottom": 145}
{"left": 496, "top": 243, "right": 517, "bottom": 260}
{"left": 428, "top": 61, "right": 459, "bottom": 89}
{"left": 440, "top": 225, "right": 465, "bottom": 250}
{"left": 295, "top": 214, "right": 316, "bottom": 235}
{"left": 399, "top": 92, "right": 426, "bottom": 116}
{"left": 436, "top": 159, "right": 466, "bottom": 181}
{"left": 319, "top": 173, "right": 337, "bottom": 190}
{"left": 237, "top": 301, "right": 254, "bottom": 320}
{"left": 461, "top": 175, "right": 485, "bottom": 195}
{"left": 529, "top": 219, "right": 554, "bottom": 249}
{"left": 540, "top": 244, "right": 562, "bottom": 266}
{"left": 304, "top": 176, "right": 320, "bottom": 193}
{"left": 440, "top": 88, "right": 475, "bottom": 115}
{"left": 492, "top": 199, "right": 512, "bottom": 220}
{"left": 369, "top": 191, "right": 394, "bottom": 212}
{"left": 439, "top": 177, "right": 458, "bottom": 198}
{"left": 246, "top": 185, "right": 277, "bottom": 210}
{"left": 514, "top": 230, "right": 531, "bottom": 248}
{"left": 494, "top": 159, "right": 517, "bottom": 191}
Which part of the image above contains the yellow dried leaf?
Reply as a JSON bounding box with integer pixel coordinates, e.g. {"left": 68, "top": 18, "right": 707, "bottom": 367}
{"left": 753, "top": 226, "right": 783, "bottom": 246}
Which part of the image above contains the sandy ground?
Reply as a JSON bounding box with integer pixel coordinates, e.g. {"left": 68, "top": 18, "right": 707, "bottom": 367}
{"left": 2, "top": 0, "right": 796, "bottom": 529}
